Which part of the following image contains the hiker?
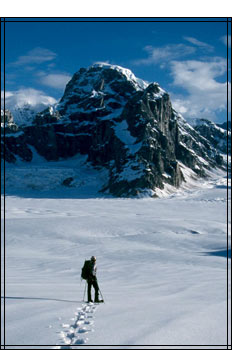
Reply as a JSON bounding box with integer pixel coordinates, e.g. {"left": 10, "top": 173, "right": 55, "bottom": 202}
{"left": 87, "top": 256, "right": 100, "bottom": 302}
{"left": 82, "top": 256, "right": 103, "bottom": 303}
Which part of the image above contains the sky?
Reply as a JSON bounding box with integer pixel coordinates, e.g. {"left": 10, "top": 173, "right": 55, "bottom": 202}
{"left": 1, "top": 19, "right": 231, "bottom": 123}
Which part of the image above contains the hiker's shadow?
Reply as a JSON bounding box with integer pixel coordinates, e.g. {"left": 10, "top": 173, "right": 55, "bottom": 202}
{"left": 2, "top": 296, "right": 83, "bottom": 303}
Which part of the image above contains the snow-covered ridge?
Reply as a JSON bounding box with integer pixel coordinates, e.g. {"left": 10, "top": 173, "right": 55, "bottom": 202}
{"left": 91, "top": 62, "right": 149, "bottom": 90}
{"left": 194, "top": 118, "right": 230, "bottom": 135}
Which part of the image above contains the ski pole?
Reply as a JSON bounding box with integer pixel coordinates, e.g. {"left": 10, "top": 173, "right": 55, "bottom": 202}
{"left": 82, "top": 281, "right": 87, "bottom": 302}
{"left": 98, "top": 286, "right": 105, "bottom": 303}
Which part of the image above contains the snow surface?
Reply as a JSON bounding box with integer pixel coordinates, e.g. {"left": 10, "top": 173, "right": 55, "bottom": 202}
{"left": 1, "top": 167, "right": 231, "bottom": 348}
{"left": 2, "top": 150, "right": 109, "bottom": 198}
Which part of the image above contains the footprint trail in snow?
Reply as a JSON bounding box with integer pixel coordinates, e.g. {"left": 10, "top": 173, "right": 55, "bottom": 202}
{"left": 54, "top": 303, "right": 97, "bottom": 348}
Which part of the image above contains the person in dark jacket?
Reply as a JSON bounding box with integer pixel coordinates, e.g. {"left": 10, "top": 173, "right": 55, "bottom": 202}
{"left": 87, "top": 256, "right": 101, "bottom": 303}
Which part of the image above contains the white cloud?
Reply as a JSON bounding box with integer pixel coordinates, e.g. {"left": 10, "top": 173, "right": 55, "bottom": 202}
{"left": 1, "top": 91, "right": 14, "bottom": 99}
{"left": 39, "top": 73, "right": 71, "bottom": 90}
{"left": 170, "top": 58, "right": 229, "bottom": 120}
{"left": 183, "top": 36, "right": 214, "bottom": 51}
{"left": 2, "top": 88, "right": 57, "bottom": 107}
{"left": 171, "top": 58, "right": 227, "bottom": 89}
{"left": 134, "top": 44, "right": 196, "bottom": 65}
{"left": 11, "top": 47, "right": 57, "bottom": 66}
{"left": 220, "top": 35, "right": 231, "bottom": 48}
{"left": 1, "top": 88, "right": 58, "bottom": 124}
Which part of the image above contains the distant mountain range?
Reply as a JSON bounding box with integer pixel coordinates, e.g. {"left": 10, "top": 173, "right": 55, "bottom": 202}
{"left": 1, "top": 63, "right": 231, "bottom": 197}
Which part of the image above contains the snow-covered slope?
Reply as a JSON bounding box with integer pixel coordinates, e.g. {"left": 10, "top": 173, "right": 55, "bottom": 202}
{"left": 1, "top": 171, "right": 230, "bottom": 347}
{"left": 9, "top": 103, "right": 47, "bottom": 126}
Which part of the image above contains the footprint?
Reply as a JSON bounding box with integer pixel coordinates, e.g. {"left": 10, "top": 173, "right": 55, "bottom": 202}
{"left": 78, "top": 327, "right": 88, "bottom": 333}
{"left": 66, "top": 331, "right": 75, "bottom": 340}
{"left": 73, "top": 338, "right": 88, "bottom": 345}
{"left": 84, "top": 320, "right": 93, "bottom": 325}
{"left": 190, "top": 230, "right": 200, "bottom": 235}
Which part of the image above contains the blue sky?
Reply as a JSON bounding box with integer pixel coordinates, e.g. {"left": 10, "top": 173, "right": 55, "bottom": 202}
{"left": 1, "top": 19, "right": 231, "bottom": 123}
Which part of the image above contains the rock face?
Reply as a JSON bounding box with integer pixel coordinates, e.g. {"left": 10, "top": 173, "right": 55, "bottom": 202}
{"left": 194, "top": 119, "right": 231, "bottom": 155}
{"left": 1, "top": 109, "right": 33, "bottom": 163}
{"left": 1, "top": 63, "right": 228, "bottom": 197}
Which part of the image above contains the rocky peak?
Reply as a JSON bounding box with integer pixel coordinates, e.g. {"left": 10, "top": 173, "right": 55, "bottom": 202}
{"left": 194, "top": 118, "right": 231, "bottom": 155}
{"left": 58, "top": 63, "right": 150, "bottom": 121}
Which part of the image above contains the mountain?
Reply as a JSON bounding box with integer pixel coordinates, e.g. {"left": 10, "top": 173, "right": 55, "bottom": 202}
{"left": 8, "top": 103, "right": 41, "bottom": 126}
{"left": 217, "top": 121, "right": 231, "bottom": 132}
{"left": 3, "top": 88, "right": 57, "bottom": 126}
{"left": 193, "top": 119, "right": 231, "bottom": 156}
{"left": 1, "top": 63, "right": 228, "bottom": 197}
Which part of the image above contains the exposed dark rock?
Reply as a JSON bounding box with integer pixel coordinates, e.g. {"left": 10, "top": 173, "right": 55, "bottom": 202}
{"left": 62, "top": 177, "right": 74, "bottom": 187}
{"left": 1, "top": 109, "right": 32, "bottom": 162}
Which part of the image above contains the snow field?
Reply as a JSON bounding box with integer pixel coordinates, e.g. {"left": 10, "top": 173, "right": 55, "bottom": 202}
{"left": 1, "top": 173, "right": 231, "bottom": 348}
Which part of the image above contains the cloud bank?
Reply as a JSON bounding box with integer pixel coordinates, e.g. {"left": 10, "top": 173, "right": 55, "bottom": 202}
{"left": 2, "top": 88, "right": 57, "bottom": 108}
{"left": 170, "top": 57, "right": 229, "bottom": 120}
{"left": 134, "top": 38, "right": 228, "bottom": 121}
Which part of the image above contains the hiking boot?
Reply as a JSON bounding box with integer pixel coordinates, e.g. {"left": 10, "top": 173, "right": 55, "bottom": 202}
{"left": 88, "top": 299, "right": 93, "bottom": 303}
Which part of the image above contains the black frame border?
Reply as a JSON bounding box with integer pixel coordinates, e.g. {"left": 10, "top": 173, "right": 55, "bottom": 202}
{"left": 0, "top": 16, "right": 231, "bottom": 349}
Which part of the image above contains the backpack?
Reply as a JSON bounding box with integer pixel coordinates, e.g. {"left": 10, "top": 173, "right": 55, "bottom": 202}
{"left": 81, "top": 260, "right": 91, "bottom": 280}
